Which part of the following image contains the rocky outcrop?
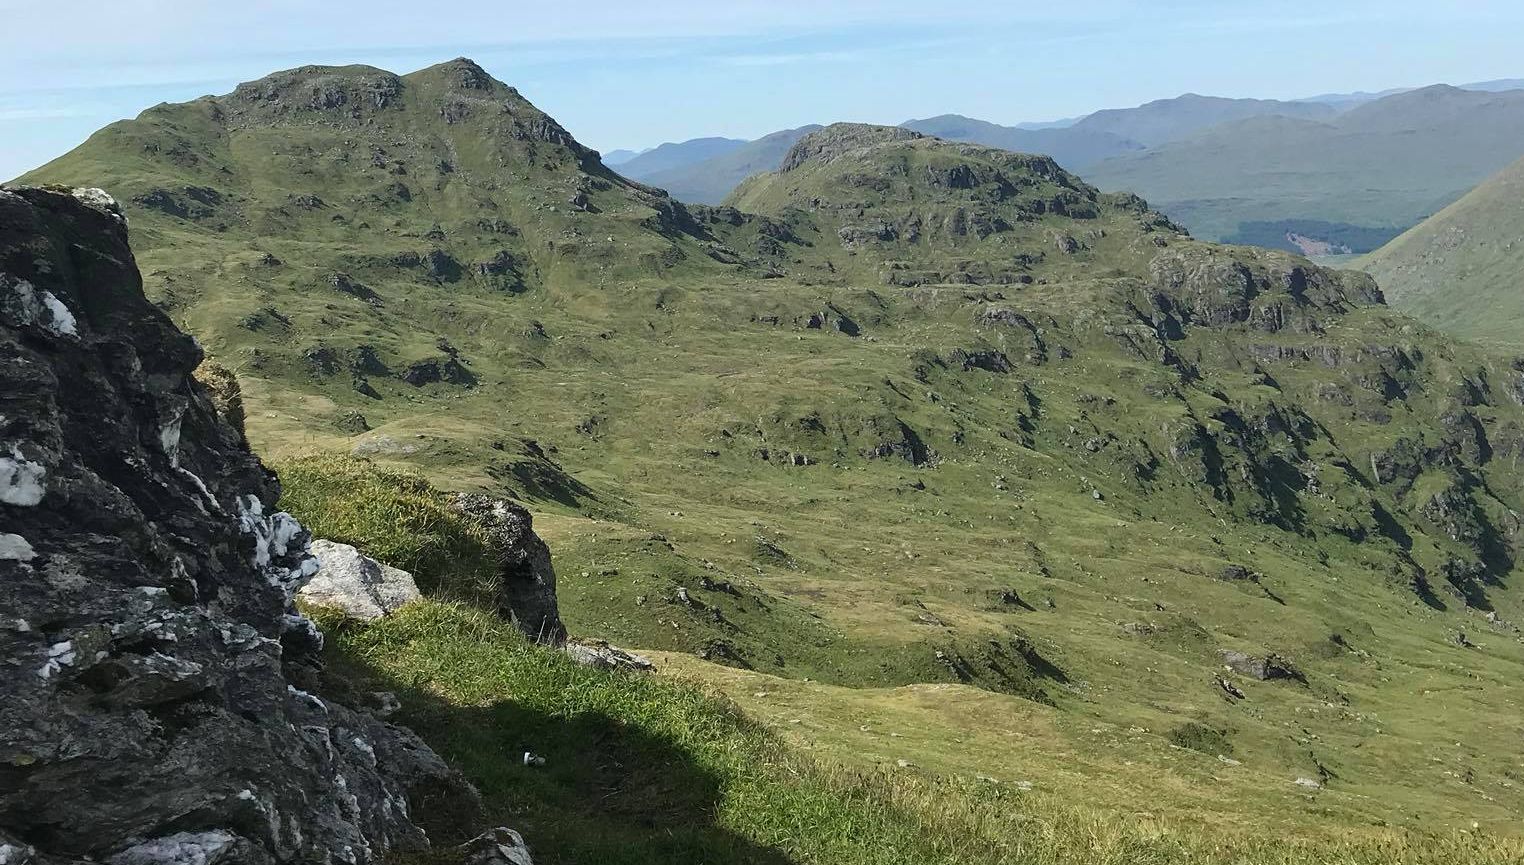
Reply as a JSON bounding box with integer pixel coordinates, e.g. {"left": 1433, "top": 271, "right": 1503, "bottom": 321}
{"left": 779, "top": 123, "right": 923, "bottom": 171}
{"left": 455, "top": 827, "right": 535, "bottom": 865}
{"left": 300, "top": 540, "right": 423, "bottom": 620}
{"left": 1219, "top": 650, "right": 1306, "bottom": 683}
{"left": 0, "top": 187, "right": 474, "bottom": 864}
{"left": 230, "top": 65, "right": 406, "bottom": 121}
{"left": 450, "top": 494, "right": 566, "bottom": 643}
{"left": 564, "top": 639, "right": 655, "bottom": 672}
{"left": 1145, "top": 246, "right": 1383, "bottom": 335}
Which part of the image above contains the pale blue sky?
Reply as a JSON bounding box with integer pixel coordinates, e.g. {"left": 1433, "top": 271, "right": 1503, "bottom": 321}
{"left": 3, "top": 0, "right": 1522, "bottom": 179}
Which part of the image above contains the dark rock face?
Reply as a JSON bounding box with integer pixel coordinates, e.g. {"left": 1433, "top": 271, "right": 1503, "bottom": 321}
{"left": 0, "top": 187, "right": 471, "bottom": 864}
{"left": 449, "top": 494, "right": 566, "bottom": 643}
{"left": 401, "top": 356, "right": 475, "bottom": 387}
{"left": 948, "top": 348, "right": 1014, "bottom": 374}
{"left": 860, "top": 418, "right": 937, "bottom": 466}
{"left": 329, "top": 272, "right": 382, "bottom": 304}
{"left": 1219, "top": 650, "right": 1306, "bottom": 683}
{"left": 131, "top": 186, "right": 225, "bottom": 221}
{"left": 1145, "top": 247, "right": 1383, "bottom": 335}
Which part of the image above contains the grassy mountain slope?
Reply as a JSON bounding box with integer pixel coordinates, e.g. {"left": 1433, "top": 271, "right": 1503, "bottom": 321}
{"left": 1087, "top": 85, "right": 1524, "bottom": 243}
{"left": 1069, "top": 93, "right": 1340, "bottom": 147}
{"left": 615, "top": 135, "right": 748, "bottom": 179}
{"left": 290, "top": 462, "right": 1521, "bottom": 864}
{"left": 1362, "top": 155, "right": 1524, "bottom": 347}
{"left": 21, "top": 61, "right": 1524, "bottom": 853}
{"left": 628, "top": 124, "right": 822, "bottom": 204}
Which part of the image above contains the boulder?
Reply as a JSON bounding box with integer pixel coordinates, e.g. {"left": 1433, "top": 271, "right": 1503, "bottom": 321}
{"left": 450, "top": 493, "right": 567, "bottom": 643}
{"left": 564, "top": 639, "right": 655, "bottom": 672}
{"left": 455, "top": 827, "right": 535, "bottom": 865}
{"left": 300, "top": 540, "right": 422, "bottom": 620}
{"left": 1219, "top": 649, "right": 1305, "bottom": 682}
{"left": 0, "top": 186, "right": 477, "bottom": 864}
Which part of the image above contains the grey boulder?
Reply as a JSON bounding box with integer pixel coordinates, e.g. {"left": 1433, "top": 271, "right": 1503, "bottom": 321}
{"left": 564, "top": 639, "right": 655, "bottom": 672}
{"left": 450, "top": 493, "right": 566, "bottom": 643}
{"left": 301, "top": 539, "right": 422, "bottom": 620}
{"left": 455, "top": 827, "right": 535, "bottom": 865}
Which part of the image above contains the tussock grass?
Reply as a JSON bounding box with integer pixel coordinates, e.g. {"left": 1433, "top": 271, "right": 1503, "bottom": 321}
{"left": 335, "top": 602, "right": 1524, "bottom": 865}
{"left": 278, "top": 454, "right": 500, "bottom": 605}
{"left": 279, "top": 451, "right": 1524, "bottom": 863}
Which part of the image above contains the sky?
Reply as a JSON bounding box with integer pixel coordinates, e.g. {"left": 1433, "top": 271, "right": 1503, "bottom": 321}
{"left": 2, "top": 0, "right": 1523, "bottom": 179}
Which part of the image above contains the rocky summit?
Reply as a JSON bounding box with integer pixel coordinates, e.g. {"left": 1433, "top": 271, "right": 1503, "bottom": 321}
{"left": 0, "top": 187, "right": 482, "bottom": 864}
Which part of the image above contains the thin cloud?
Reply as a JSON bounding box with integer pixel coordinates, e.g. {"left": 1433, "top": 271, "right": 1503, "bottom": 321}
{"left": 716, "top": 50, "right": 862, "bottom": 68}
{"left": 0, "top": 107, "right": 92, "bottom": 122}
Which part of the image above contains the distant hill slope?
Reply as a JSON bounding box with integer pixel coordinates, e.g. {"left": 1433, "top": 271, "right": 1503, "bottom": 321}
{"left": 630, "top": 124, "right": 821, "bottom": 204}
{"left": 900, "top": 114, "right": 1143, "bottom": 171}
{"left": 615, "top": 135, "right": 747, "bottom": 178}
{"left": 1069, "top": 93, "right": 1340, "bottom": 147}
{"left": 1462, "top": 77, "right": 1524, "bottom": 93}
{"left": 1086, "top": 84, "right": 1524, "bottom": 244}
{"left": 601, "top": 147, "right": 643, "bottom": 165}
{"left": 1362, "top": 154, "right": 1524, "bottom": 346}
{"left": 1256, "top": 77, "right": 1522, "bottom": 108}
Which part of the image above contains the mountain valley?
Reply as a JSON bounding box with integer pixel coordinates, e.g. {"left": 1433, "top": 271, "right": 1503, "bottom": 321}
{"left": 11, "top": 56, "right": 1524, "bottom": 865}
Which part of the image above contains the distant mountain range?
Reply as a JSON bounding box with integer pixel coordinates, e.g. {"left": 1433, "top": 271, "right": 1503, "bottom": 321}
{"left": 1066, "top": 93, "right": 1339, "bottom": 147}
{"left": 617, "top": 125, "right": 821, "bottom": 205}
{"left": 1362, "top": 153, "right": 1524, "bottom": 346}
{"left": 619, "top": 94, "right": 1346, "bottom": 204}
{"left": 899, "top": 115, "right": 1142, "bottom": 172}
{"left": 613, "top": 136, "right": 748, "bottom": 177}
{"left": 1086, "top": 84, "right": 1524, "bottom": 245}
{"left": 608, "top": 78, "right": 1524, "bottom": 249}
{"left": 601, "top": 148, "right": 643, "bottom": 165}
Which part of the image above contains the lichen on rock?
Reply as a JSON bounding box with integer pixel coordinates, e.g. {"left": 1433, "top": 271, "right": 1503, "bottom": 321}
{"left": 300, "top": 539, "right": 422, "bottom": 620}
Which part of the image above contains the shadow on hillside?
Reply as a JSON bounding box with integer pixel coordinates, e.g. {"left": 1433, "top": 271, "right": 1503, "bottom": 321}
{"left": 321, "top": 652, "right": 799, "bottom": 865}
{"left": 490, "top": 455, "right": 599, "bottom": 510}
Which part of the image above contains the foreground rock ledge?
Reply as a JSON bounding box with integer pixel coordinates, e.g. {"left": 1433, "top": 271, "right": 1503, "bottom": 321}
{"left": 0, "top": 186, "right": 475, "bottom": 864}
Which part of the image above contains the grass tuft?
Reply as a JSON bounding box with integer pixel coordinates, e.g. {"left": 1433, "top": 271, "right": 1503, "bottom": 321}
{"left": 277, "top": 454, "right": 500, "bottom": 605}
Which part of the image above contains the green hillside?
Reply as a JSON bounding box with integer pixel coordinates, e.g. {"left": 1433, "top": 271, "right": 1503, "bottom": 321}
{"left": 1362, "top": 155, "right": 1524, "bottom": 347}
{"left": 1087, "top": 85, "right": 1524, "bottom": 244}
{"left": 21, "top": 60, "right": 1524, "bottom": 858}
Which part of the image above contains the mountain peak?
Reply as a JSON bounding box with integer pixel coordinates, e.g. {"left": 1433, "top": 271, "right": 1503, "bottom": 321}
{"left": 407, "top": 56, "right": 500, "bottom": 92}
{"left": 1410, "top": 82, "right": 1467, "bottom": 96}
{"left": 780, "top": 123, "right": 923, "bottom": 171}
